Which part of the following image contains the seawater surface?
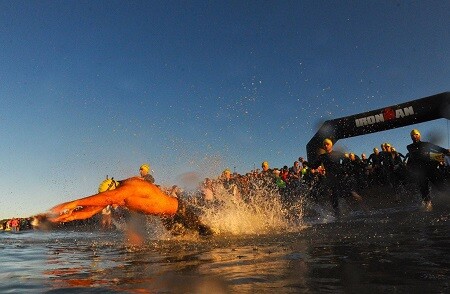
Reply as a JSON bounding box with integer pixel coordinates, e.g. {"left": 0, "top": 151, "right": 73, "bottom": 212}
{"left": 1, "top": 192, "right": 449, "bottom": 293}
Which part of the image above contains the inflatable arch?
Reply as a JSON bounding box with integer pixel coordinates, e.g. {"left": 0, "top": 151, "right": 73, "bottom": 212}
{"left": 306, "top": 92, "right": 450, "bottom": 163}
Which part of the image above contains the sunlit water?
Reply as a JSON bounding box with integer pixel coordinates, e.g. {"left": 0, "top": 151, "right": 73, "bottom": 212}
{"left": 1, "top": 188, "right": 449, "bottom": 293}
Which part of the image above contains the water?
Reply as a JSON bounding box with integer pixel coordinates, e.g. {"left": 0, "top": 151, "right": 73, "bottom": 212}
{"left": 1, "top": 190, "right": 449, "bottom": 293}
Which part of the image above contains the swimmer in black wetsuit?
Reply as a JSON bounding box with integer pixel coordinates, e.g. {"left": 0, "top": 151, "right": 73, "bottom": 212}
{"left": 139, "top": 164, "right": 155, "bottom": 184}
{"left": 312, "top": 139, "right": 345, "bottom": 213}
{"left": 406, "top": 129, "right": 450, "bottom": 211}
{"left": 368, "top": 147, "right": 382, "bottom": 185}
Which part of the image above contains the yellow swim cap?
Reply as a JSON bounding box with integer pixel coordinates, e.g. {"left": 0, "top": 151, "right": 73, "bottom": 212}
{"left": 323, "top": 138, "right": 333, "bottom": 146}
{"left": 140, "top": 164, "right": 150, "bottom": 173}
{"left": 411, "top": 129, "right": 420, "bottom": 136}
{"left": 98, "top": 178, "right": 119, "bottom": 193}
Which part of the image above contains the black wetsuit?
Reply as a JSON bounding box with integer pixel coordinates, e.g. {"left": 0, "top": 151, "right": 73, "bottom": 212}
{"left": 382, "top": 151, "right": 398, "bottom": 188}
{"left": 142, "top": 174, "right": 155, "bottom": 184}
{"left": 312, "top": 150, "right": 346, "bottom": 211}
{"left": 348, "top": 156, "right": 364, "bottom": 191}
{"left": 406, "top": 141, "right": 449, "bottom": 202}
{"left": 368, "top": 152, "right": 381, "bottom": 167}
{"left": 392, "top": 152, "right": 407, "bottom": 189}
{"left": 368, "top": 152, "right": 382, "bottom": 184}
{"left": 143, "top": 174, "right": 211, "bottom": 235}
{"left": 378, "top": 151, "right": 393, "bottom": 186}
{"left": 160, "top": 198, "right": 213, "bottom": 236}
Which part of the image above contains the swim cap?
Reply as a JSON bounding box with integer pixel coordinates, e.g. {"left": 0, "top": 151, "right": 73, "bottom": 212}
{"left": 411, "top": 129, "right": 420, "bottom": 136}
{"left": 323, "top": 138, "right": 333, "bottom": 146}
{"left": 98, "top": 178, "right": 119, "bottom": 193}
{"left": 140, "top": 164, "right": 150, "bottom": 173}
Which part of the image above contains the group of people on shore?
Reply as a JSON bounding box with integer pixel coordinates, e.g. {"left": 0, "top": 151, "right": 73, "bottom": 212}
{"left": 0, "top": 217, "right": 33, "bottom": 232}
{"left": 200, "top": 129, "right": 450, "bottom": 213}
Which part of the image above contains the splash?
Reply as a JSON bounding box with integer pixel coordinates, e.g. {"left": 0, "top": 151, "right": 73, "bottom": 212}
{"left": 83, "top": 178, "right": 315, "bottom": 241}
{"left": 191, "top": 182, "right": 307, "bottom": 236}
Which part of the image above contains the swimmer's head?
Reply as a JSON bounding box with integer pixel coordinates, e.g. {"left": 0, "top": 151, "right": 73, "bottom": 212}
{"left": 411, "top": 129, "right": 420, "bottom": 136}
{"left": 410, "top": 129, "right": 421, "bottom": 142}
{"left": 139, "top": 164, "right": 150, "bottom": 173}
{"left": 323, "top": 138, "right": 333, "bottom": 152}
{"left": 323, "top": 138, "right": 333, "bottom": 146}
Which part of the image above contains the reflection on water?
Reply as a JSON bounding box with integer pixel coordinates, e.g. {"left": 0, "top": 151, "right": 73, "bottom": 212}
{"left": 1, "top": 192, "right": 449, "bottom": 293}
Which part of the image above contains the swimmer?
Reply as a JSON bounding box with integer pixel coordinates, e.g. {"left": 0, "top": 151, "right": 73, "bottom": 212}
{"left": 311, "top": 138, "right": 346, "bottom": 213}
{"left": 49, "top": 177, "right": 213, "bottom": 235}
{"left": 406, "top": 129, "right": 450, "bottom": 211}
{"left": 311, "top": 138, "right": 366, "bottom": 214}
{"left": 139, "top": 163, "right": 155, "bottom": 184}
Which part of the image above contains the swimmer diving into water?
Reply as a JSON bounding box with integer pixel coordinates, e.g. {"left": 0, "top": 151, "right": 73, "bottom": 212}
{"left": 49, "top": 177, "right": 213, "bottom": 236}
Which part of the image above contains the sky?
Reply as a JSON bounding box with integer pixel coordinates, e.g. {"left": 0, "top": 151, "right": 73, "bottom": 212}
{"left": 0, "top": 1, "right": 449, "bottom": 219}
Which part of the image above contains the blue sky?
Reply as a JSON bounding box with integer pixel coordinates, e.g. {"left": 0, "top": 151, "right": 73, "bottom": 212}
{"left": 0, "top": 1, "right": 449, "bottom": 218}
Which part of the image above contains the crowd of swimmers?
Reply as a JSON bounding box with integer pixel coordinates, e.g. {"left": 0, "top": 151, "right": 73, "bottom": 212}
{"left": 198, "top": 129, "right": 450, "bottom": 214}
{"left": 2, "top": 128, "right": 449, "bottom": 232}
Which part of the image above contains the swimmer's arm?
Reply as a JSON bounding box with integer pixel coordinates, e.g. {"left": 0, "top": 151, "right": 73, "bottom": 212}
{"left": 428, "top": 142, "right": 450, "bottom": 155}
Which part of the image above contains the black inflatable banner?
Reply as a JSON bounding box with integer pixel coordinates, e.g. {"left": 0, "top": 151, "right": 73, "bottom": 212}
{"left": 306, "top": 92, "right": 450, "bottom": 162}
